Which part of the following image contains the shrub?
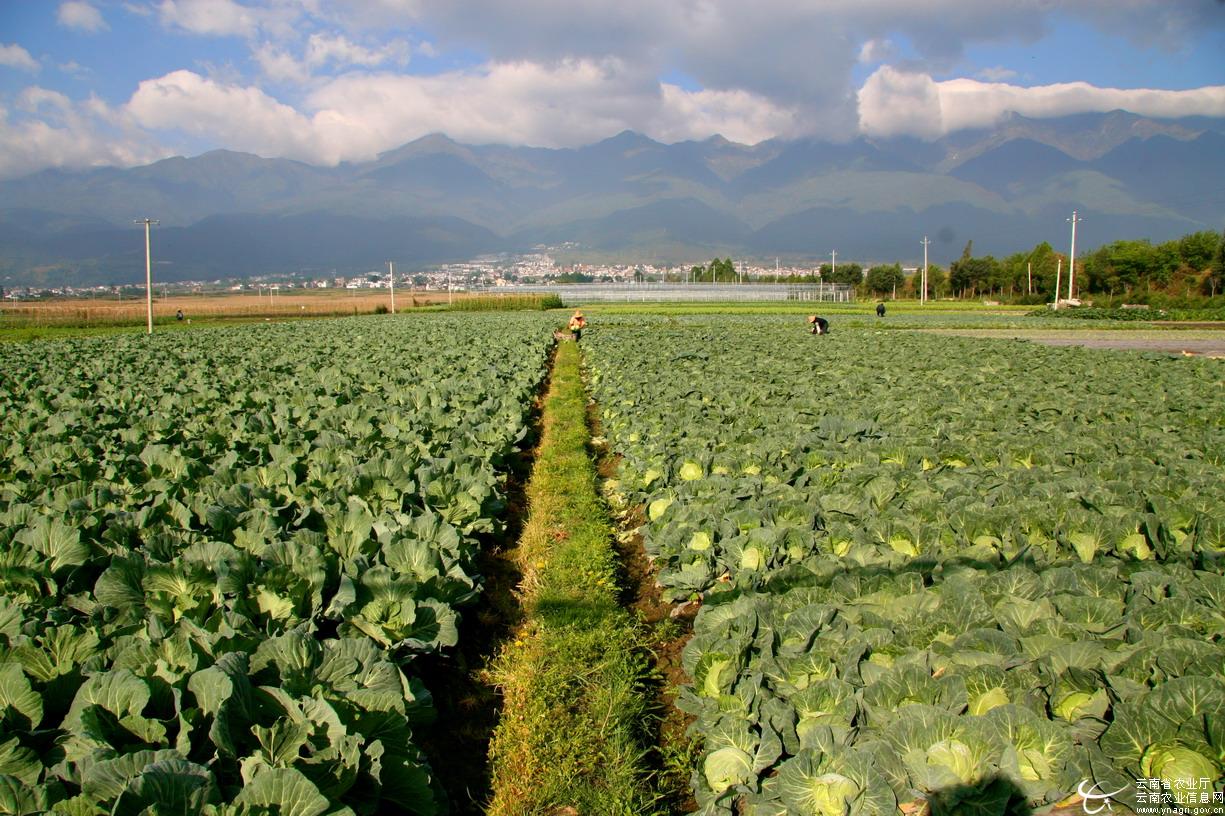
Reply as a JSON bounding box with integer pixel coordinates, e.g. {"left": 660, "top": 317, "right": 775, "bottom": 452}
{"left": 451, "top": 294, "right": 564, "bottom": 311}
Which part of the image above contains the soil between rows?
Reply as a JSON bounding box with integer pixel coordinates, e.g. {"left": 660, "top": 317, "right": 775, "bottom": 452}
{"left": 413, "top": 351, "right": 552, "bottom": 814}
{"left": 587, "top": 388, "right": 699, "bottom": 814}
{"left": 413, "top": 338, "right": 672, "bottom": 813}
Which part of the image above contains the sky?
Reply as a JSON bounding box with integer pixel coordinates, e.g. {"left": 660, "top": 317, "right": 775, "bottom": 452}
{"left": 0, "top": 0, "right": 1223, "bottom": 179}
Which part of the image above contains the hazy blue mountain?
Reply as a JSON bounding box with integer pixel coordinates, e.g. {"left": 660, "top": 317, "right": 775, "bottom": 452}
{"left": 948, "top": 139, "right": 1082, "bottom": 194}
{"left": 1, "top": 111, "right": 1222, "bottom": 284}
{"left": 1087, "top": 131, "right": 1225, "bottom": 223}
{"left": 0, "top": 210, "right": 501, "bottom": 285}
{"left": 516, "top": 197, "right": 752, "bottom": 252}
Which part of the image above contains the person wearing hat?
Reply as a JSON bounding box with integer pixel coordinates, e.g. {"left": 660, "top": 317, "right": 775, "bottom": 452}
{"left": 807, "top": 314, "right": 829, "bottom": 335}
{"left": 568, "top": 309, "right": 587, "bottom": 341}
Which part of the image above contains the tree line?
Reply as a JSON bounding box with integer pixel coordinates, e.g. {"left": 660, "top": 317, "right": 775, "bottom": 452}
{"left": 769, "top": 228, "right": 1224, "bottom": 303}
{"left": 628, "top": 229, "right": 1225, "bottom": 303}
{"left": 937, "top": 230, "right": 1224, "bottom": 302}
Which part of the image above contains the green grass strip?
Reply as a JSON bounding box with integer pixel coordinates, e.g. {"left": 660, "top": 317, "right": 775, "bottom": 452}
{"left": 487, "top": 340, "right": 661, "bottom": 816}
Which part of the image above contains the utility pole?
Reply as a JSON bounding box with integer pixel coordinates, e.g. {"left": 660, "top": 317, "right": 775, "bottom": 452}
{"left": 1054, "top": 258, "right": 1063, "bottom": 309}
{"left": 1067, "top": 210, "right": 1083, "bottom": 302}
{"left": 134, "top": 218, "right": 159, "bottom": 334}
{"left": 831, "top": 250, "right": 837, "bottom": 281}
{"left": 447, "top": 267, "right": 453, "bottom": 305}
{"left": 388, "top": 261, "right": 396, "bottom": 314}
{"left": 1027, "top": 262, "right": 1032, "bottom": 295}
{"left": 920, "top": 236, "right": 931, "bottom": 304}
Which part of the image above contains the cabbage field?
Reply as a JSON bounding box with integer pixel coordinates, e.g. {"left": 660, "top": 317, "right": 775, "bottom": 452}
{"left": 585, "top": 316, "right": 1225, "bottom": 815}
{"left": 0, "top": 315, "right": 552, "bottom": 814}
{"left": 2, "top": 310, "right": 1222, "bottom": 816}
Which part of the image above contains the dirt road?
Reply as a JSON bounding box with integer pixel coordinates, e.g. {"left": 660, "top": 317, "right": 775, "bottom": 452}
{"left": 930, "top": 328, "right": 1225, "bottom": 358}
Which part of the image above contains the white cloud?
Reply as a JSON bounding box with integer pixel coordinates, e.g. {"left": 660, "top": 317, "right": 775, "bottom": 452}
{"left": 653, "top": 85, "right": 801, "bottom": 145}
{"left": 858, "top": 65, "right": 1225, "bottom": 139}
{"left": 59, "top": 60, "right": 92, "bottom": 77}
{"left": 857, "top": 67, "right": 944, "bottom": 139}
{"left": 858, "top": 38, "right": 896, "bottom": 65}
{"left": 255, "top": 33, "right": 410, "bottom": 84}
{"left": 18, "top": 87, "right": 76, "bottom": 114}
{"left": 0, "top": 90, "right": 165, "bottom": 178}
{"left": 304, "top": 59, "right": 660, "bottom": 154}
{"left": 8, "top": 0, "right": 1225, "bottom": 177}
{"left": 57, "top": 2, "right": 109, "bottom": 33}
{"left": 254, "top": 43, "right": 311, "bottom": 84}
{"left": 156, "top": 0, "right": 262, "bottom": 37}
{"left": 305, "top": 59, "right": 803, "bottom": 152}
{"left": 306, "top": 33, "right": 408, "bottom": 69}
{"left": 109, "top": 61, "right": 799, "bottom": 167}
{"left": 126, "top": 69, "right": 319, "bottom": 156}
{"left": 0, "top": 44, "right": 40, "bottom": 73}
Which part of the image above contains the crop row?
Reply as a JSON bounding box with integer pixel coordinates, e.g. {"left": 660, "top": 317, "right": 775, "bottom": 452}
{"left": 584, "top": 316, "right": 1224, "bottom": 815}
{"left": 0, "top": 315, "right": 553, "bottom": 815}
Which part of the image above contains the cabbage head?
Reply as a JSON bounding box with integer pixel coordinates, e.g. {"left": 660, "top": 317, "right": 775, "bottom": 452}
{"left": 1140, "top": 743, "right": 1219, "bottom": 788}
{"left": 689, "top": 531, "right": 713, "bottom": 551}
{"left": 790, "top": 772, "right": 858, "bottom": 816}
{"left": 680, "top": 461, "right": 704, "bottom": 481}
{"left": 648, "top": 496, "right": 674, "bottom": 520}
{"left": 926, "top": 739, "right": 978, "bottom": 786}
{"left": 704, "top": 746, "right": 754, "bottom": 794}
{"left": 769, "top": 748, "right": 897, "bottom": 816}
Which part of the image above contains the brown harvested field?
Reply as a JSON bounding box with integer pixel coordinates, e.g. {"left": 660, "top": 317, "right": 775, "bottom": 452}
{"left": 0, "top": 289, "right": 453, "bottom": 326}
{"left": 927, "top": 327, "right": 1225, "bottom": 358}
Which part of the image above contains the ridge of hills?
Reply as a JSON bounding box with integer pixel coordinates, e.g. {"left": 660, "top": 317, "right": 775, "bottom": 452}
{"left": 1, "top": 110, "right": 1222, "bottom": 285}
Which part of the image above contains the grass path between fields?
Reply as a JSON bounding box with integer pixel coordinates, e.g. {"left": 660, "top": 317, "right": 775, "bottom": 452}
{"left": 485, "top": 339, "right": 663, "bottom": 815}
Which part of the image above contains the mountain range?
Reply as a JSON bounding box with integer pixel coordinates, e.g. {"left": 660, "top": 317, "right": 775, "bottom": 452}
{"left": 1, "top": 110, "right": 1222, "bottom": 286}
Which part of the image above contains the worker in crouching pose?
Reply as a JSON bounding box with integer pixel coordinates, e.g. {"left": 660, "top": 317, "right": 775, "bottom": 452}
{"left": 568, "top": 309, "right": 587, "bottom": 341}
{"left": 807, "top": 314, "right": 829, "bottom": 335}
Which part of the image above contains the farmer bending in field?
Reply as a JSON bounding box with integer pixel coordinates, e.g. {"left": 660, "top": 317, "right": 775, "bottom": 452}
{"left": 876, "top": 302, "right": 886, "bottom": 317}
{"left": 807, "top": 315, "right": 829, "bottom": 335}
{"left": 568, "top": 309, "right": 587, "bottom": 341}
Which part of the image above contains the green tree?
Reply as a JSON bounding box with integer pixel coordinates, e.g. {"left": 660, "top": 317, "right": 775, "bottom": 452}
{"left": 924, "top": 264, "right": 947, "bottom": 299}
{"left": 1206, "top": 230, "right": 1225, "bottom": 297}
{"left": 704, "top": 258, "right": 737, "bottom": 282}
{"left": 948, "top": 244, "right": 999, "bottom": 298}
{"left": 822, "top": 262, "right": 863, "bottom": 287}
{"left": 949, "top": 241, "right": 973, "bottom": 297}
{"left": 1027, "top": 242, "right": 1060, "bottom": 298}
{"left": 865, "top": 263, "right": 905, "bottom": 297}
{"left": 1178, "top": 230, "right": 1219, "bottom": 271}
{"left": 1084, "top": 240, "right": 1177, "bottom": 297}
